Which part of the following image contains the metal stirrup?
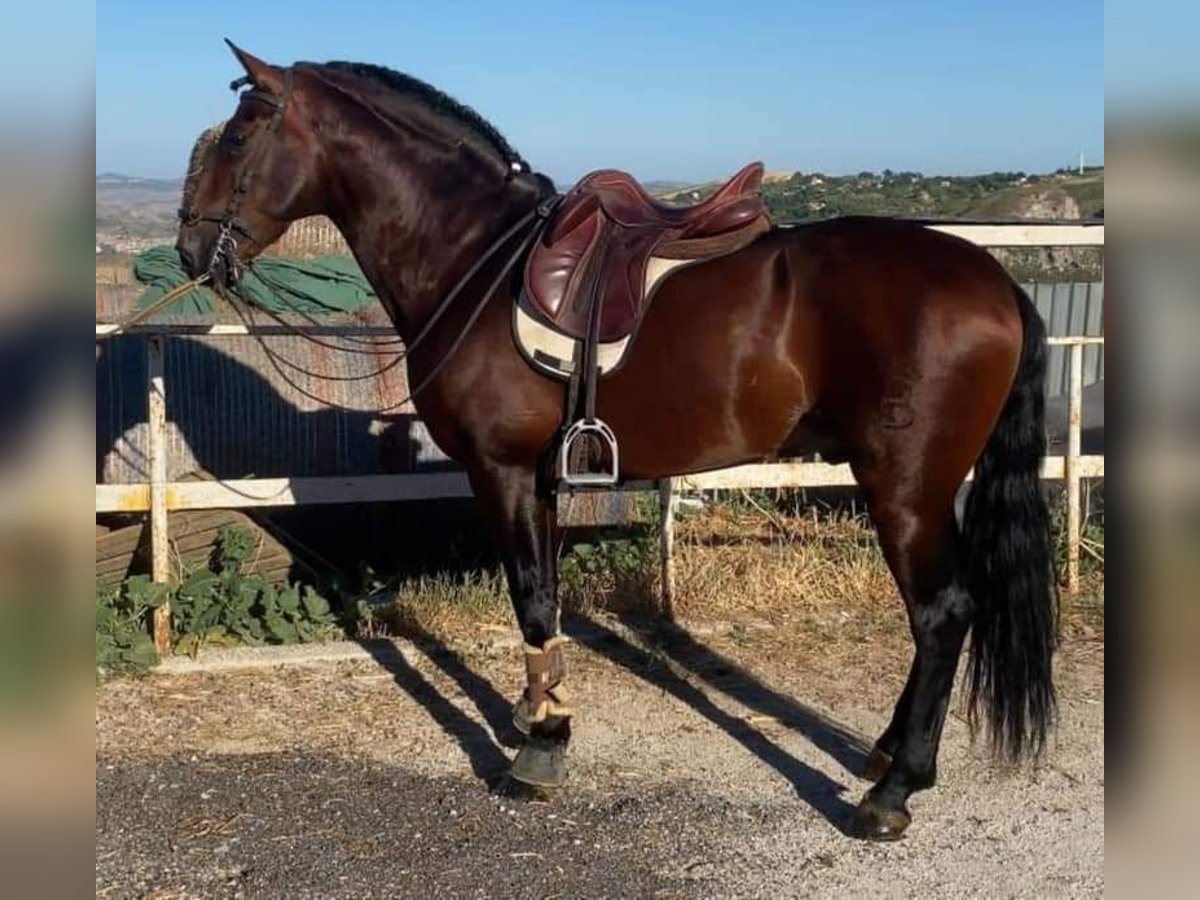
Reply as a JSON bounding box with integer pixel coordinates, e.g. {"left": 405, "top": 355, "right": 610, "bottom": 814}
{"left": 560, "top": 417, "right": 619, "bottom": 486}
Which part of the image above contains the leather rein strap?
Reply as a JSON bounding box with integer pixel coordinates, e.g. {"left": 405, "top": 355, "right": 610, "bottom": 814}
{"left": 98, "top": 275, "right": 211, "bottom": 337}
{"left": 221, "top": 200, "right": 559, "bottom": 414}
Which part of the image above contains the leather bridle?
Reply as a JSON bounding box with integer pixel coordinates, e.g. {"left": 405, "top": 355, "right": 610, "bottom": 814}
{"left": 169, "top": 64, "right": 564, "bottom": 415}
{"left": 177, "top": 69, "right": 294, "bottom": 280}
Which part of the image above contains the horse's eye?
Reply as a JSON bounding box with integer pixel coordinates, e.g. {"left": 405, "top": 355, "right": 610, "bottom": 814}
{"left": 224, "top": 132, "right": 248, "bottom": 151}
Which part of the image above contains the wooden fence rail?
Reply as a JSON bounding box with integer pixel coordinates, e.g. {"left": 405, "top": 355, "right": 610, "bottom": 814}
{"left": 96, "top": 223, "right": 1104, "bottom": 652}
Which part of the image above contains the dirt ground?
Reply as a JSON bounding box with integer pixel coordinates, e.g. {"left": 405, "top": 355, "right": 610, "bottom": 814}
{"left": 96, "top": 609, "right": 1104, "bottom": 898}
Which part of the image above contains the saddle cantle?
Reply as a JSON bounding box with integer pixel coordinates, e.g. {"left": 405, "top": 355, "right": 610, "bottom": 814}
{"left": 515, "top": 161, "right": 770, "bottom": 378}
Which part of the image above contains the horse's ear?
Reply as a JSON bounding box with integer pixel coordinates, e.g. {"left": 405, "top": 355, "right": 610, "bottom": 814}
{"left": 224, "top": 39, "right": 284, "bottom": 95}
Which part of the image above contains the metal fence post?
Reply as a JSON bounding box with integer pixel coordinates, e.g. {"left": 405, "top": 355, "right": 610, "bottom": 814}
{"left": 658, "top": 478, "right": 678, "bottom": 620}
{"left": 147, "top": 335, "right": 172, "bottom": 655}
{"left": 1066, "top": 341, "right": 1083, "bottom": 594}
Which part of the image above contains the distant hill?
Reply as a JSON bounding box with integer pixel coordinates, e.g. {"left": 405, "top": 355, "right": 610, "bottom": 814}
{"left": 656, "top": 166, "right": 1103, "bottom": 281}
{"left": 661, "top": 167, "right": 1104, "bottom": 222}
{"left": 968, "top": 172, "right": 1103, "bottom": 220}
{"left": 639, "top": 179, "right": 695, "bottom": 195}
{"left": 96, "top": 173, "right": 184, "bottom": 252}
{"left": 97, "top": 172, "right": 180, "bottom": 188}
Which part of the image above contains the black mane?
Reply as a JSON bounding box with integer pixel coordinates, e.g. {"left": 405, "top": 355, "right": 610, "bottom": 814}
{"left": 310, "top": 60, "right": 525, "bottom": 170}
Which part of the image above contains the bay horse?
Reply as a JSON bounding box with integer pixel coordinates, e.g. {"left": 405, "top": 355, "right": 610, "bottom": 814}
{"left": 177, "top": 43, "right": 1057, "bottom": 841}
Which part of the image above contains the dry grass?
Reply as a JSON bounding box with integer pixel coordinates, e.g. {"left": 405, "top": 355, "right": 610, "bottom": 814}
{"left": 669, "top": 504, "right": 913, "bottom": 672}
{"left": 368, "top": 569, "right": 513, "bottom": 638}
{"left": 264, "top": 215, "right": 352, "bottom": 258}
{"left": 674, "top": 504, "right": 899, "bottom": 621}
{"left": 95, "top": 256, "right": 136, "bottom": 285}
{"left": 370, "top": 499, "right": 1103, "bottom": 681}
{"left": 688, "top": 502, "right": 1100, "bottom": 630}
{"left": 372, "top": 503, "right": 907, "bottom": 647}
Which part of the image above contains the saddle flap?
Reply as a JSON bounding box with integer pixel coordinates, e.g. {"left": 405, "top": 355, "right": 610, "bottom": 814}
{"left": 597, "top": 224, "right": 659, "bottom": 340}
{"left": 524, "top": 201, "right": 602, "bottom": 323}
{"left": 547, "top": 192, "right": 600, "bottom": 244}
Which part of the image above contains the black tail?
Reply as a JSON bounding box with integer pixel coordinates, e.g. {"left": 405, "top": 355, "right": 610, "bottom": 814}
{"left": 962, "top": 285, "right": 1058, "bottom": 761}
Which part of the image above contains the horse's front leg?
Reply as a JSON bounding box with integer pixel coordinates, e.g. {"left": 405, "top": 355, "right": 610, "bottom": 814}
{"left": 469, "top": 462, "right": 571, "bottom": 789}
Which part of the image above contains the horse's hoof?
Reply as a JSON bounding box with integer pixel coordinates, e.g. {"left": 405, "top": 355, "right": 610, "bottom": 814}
{"left": 862, "top": 746, "right": 893, "bottom": 782}
{"left": 850, "top": 796, "right": 912, "bottom": 842}
{"left": 510, "top": 738, "right": 568, "bottom": 790}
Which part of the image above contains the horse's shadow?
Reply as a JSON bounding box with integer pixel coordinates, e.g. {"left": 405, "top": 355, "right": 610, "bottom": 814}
{"left": 566, "top": 615, "right": 870, "bottom": 833}
{"left": 365, "top": 608, "right": 870, "bottom": 833}
{"left": 355, "top": 623, "right": 523, "bottom": 787}
{"left": 95, "top": 332, "right": 489, "bottom": 580}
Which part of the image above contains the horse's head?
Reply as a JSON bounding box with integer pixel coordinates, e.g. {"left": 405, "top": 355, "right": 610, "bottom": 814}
{"left": 176, "top": 41, "right": 320, "bottom": 283}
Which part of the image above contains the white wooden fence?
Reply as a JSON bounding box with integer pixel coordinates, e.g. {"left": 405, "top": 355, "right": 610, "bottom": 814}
{"left": 96, "top": 223, "right": 1104, "bottom": 651}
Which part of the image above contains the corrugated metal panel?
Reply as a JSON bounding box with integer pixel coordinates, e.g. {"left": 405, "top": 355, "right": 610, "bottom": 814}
{"left": 96, "top": 318, "right": 450, "bottom": 484}
{"left": 1023, "top": 281, "right": 1104, "bottom": 397}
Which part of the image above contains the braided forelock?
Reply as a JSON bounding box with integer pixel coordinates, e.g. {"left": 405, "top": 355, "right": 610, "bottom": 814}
{"left": 181, "top": 122, "right": 227, "bottom": 209}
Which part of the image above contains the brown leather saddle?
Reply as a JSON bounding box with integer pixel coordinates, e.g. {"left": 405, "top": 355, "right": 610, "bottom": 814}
{"left": 515, "top": 162, "right": 770, "bottom": 484}
{"left": 516, "top": 161, "right": 770, "bottom": 376}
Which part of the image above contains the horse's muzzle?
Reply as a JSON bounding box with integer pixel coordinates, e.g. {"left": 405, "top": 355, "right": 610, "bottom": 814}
{"left": 176, "top": 240, "right": 203, "bottom": 279}
{"left": 176, "top": 226, "right": 236, "bottom": 287}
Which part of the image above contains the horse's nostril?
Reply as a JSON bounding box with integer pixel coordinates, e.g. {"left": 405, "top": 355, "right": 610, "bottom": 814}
{"left": 177, "top": 244, "right": 199, "bottom": 278}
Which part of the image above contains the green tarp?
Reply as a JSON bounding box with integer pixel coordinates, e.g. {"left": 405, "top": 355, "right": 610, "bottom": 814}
{"left": 133, "top": 245, "right": 377, "bottom": 316}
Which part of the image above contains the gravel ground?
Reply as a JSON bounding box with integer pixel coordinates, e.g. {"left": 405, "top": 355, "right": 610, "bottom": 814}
{"left": 96, "top": 619, "right": 1104, "bottom": 898}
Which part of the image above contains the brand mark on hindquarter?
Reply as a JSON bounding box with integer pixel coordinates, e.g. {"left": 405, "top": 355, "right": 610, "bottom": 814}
{"left": 880, "top": 376, "right": 917, "bottom": 429}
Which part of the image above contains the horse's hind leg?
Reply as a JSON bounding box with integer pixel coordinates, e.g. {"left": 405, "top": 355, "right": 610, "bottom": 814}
{"left": 852, "top": 480, "right": 973, "bottom": 841}
{"left": 861, "top": 659, "right": 916, "bottom": 781}
{"left": 861, "top": 551, "right": 961, "bottom": 781}
{"left": 468, "top": 462, "right": 572, "bottom": 790}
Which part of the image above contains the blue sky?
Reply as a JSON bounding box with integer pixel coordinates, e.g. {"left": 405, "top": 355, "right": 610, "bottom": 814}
{"left": 97, "top": 0, "right": 1102, "bottom": 182}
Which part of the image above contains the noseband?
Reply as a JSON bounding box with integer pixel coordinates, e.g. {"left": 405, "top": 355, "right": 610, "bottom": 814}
{"left": 177, "top": 69, "right": 294, "bottom": 278}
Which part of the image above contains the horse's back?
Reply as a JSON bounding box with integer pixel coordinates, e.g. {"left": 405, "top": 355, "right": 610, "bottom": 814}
{"left": 597, "top": 216, "right": 1023, "bottom": 477}
{"left": 780, "top": 216, "right": 1024, "bottom": 382}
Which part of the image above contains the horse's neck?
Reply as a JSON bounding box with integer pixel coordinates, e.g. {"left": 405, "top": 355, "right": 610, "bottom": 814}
{"left": 320, "top": 145, "right": 539, "bottom": 341}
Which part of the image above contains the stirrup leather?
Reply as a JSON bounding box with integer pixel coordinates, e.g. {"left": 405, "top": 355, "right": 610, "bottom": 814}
{"left": 513, "top": 636, "right": 573, "bottom": 735}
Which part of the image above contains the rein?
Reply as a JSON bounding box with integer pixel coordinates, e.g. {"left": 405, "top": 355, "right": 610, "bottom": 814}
{"left": 217, "top": 198, "right": 559, "bottom": 413}
{"left": 98, "top": 275, "right": 211, "bottom": 337}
